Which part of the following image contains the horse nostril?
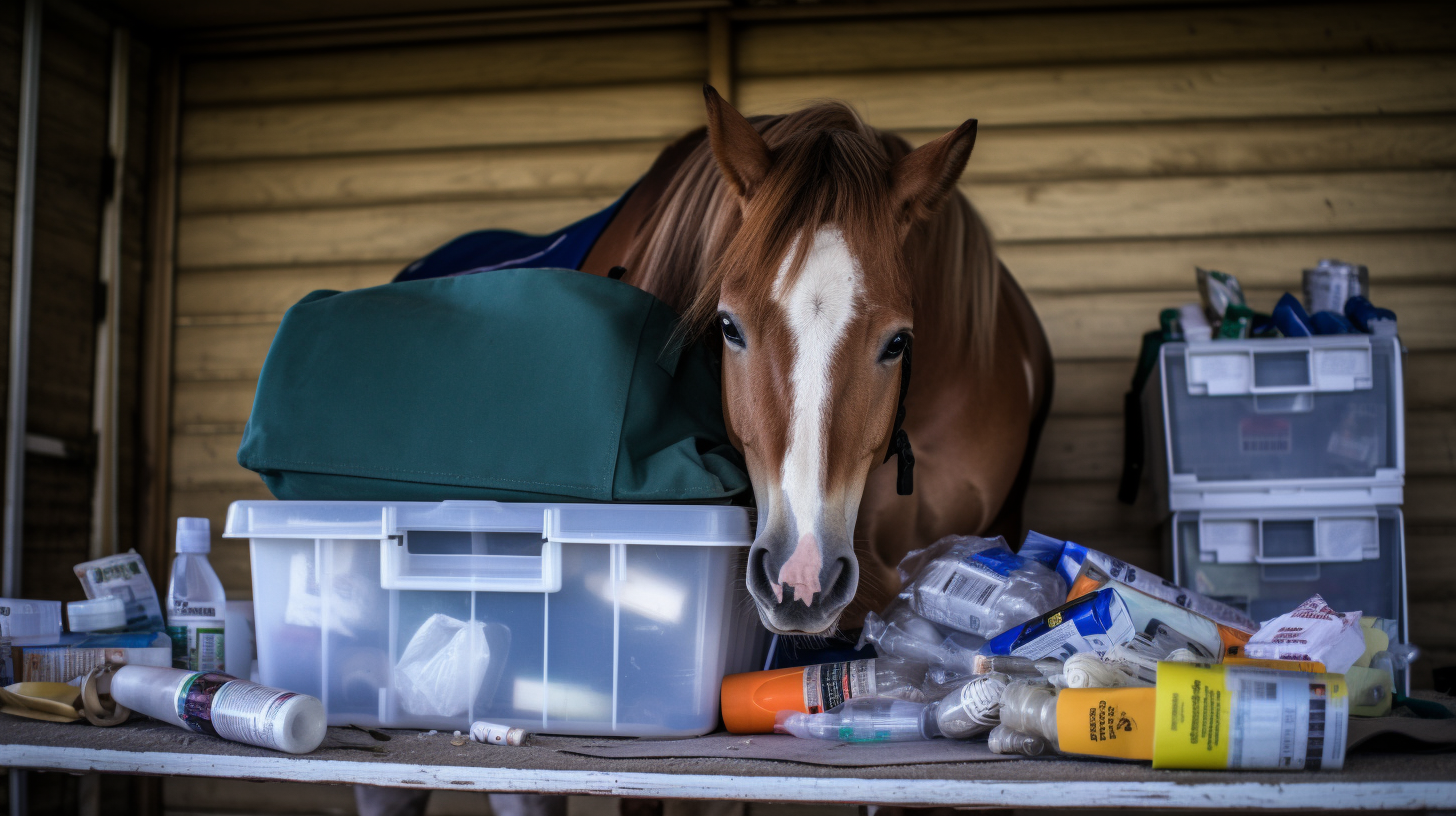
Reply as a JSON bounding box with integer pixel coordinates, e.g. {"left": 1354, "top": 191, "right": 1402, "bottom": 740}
{"left": 824, "top": 557, "right": 856, "bottom": 603}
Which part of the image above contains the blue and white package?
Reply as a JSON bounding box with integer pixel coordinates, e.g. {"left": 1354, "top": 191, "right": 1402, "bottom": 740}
{"left": 1019, "top": 531, "right": 1257, "bottom": 633}
{"left": 897, "top": 535, "right": 1067, "bottom": 638}
{"left": 982, "top": 585, "right": 1223, "bottom": 661}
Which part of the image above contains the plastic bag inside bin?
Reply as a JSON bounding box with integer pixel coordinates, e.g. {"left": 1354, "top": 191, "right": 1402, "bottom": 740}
{"left": 896, "top": 535, "right": 1067, "bottom": 638}
{"left": 394, "top": 613, "right": 497, "bottom": 718}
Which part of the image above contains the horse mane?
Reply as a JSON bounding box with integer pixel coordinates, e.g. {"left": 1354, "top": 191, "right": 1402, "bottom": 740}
{"left": 623, "top": 101, "right": 1000, "bottom": 363}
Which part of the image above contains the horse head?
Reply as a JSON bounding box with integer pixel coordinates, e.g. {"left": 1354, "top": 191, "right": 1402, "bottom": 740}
{"left": 697, "top": 87, "right": 978, "bottom": 635}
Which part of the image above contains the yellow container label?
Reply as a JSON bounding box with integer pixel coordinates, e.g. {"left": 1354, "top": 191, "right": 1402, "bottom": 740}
{"left": 1153, "top": 663, "right": 1347, "bottom": 771}
{"left": 1054, "top": 687, "right": 1156, "bottom": 760}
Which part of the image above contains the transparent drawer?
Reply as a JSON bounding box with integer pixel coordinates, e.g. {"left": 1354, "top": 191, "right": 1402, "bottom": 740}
{"left": 1147, "top": 336, "right": 1403, "bottom": 510}
{"left": 1170, "top": 506, "right": 1408, "bottom": 688}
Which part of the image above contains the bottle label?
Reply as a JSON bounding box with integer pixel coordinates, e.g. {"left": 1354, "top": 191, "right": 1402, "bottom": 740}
{"left": 1055, "top": 687, "right": 1155, "bottom": 761}
{"left": 194, "top": 627, "right": 225, "bottom": 672}
{"left": 167, "top": 625, "right": 189, "bottom": 669}
{"left": 803, "top": 659, "right": 877, "bottom": 713}
{"left": 176, "top": 671, "right": 230, "bottom": 736}
{"left": 211, "top": 680, "right": 298, "bottom": 749}
{"left": 171, "top": 600, "right": 220, "bottom": 618}
{"left": 1153, "top": 663, "right": 1348, "bottom": 771}
{"left": 168, "top": 623, "right": 225, "bottom": 671}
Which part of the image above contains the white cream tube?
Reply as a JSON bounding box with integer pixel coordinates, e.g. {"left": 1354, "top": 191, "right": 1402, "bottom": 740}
{"left": 110, "top": 665, "right": 325, "bottom": 754}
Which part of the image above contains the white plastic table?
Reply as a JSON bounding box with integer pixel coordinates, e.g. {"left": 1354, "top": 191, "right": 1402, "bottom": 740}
{"left": 3, "top": 719, "right": 1456, "bottom": 811}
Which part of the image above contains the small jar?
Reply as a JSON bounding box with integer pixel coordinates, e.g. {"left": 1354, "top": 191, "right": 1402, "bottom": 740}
{"left": 68, "top": 596, "right": 128, "bottom": 633}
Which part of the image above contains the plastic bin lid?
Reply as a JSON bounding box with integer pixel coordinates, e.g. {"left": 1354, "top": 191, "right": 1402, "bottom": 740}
{"left": 223, "top": 500, "right": 753, "bottom": 547}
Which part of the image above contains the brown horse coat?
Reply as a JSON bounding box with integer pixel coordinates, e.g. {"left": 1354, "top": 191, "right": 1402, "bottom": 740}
{"left": 582, "top": 91, "right": 1053, "bottom": 634}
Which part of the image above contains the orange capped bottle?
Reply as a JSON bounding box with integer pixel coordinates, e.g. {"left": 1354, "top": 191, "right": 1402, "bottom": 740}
{"left": 721, "top": 657, "right": 926, "bottom": 734}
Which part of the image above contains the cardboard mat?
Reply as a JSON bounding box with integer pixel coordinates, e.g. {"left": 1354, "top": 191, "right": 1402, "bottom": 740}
{"left": 555, "top": 733, "right": 1019, "bottom": 767}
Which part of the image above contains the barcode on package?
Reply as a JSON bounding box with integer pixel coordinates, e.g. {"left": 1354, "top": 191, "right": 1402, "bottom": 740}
{"left": 943, "top": 571, "right": 998, "bottom": 607}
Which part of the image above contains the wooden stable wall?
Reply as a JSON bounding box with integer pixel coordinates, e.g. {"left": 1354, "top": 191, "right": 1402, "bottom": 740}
{"left": 168, "top": 3, "right": 1456, "bottom": 683}
{"left": 0, "top": 3, "right": 153, "bottom": 603}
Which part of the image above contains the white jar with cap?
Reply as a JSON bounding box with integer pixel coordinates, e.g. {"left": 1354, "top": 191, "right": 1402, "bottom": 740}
{"left": 166, "top": 517, "right": 227, "bottom": 672}
{"left": 68, "top": 595, "right": 128, "bottom": 633}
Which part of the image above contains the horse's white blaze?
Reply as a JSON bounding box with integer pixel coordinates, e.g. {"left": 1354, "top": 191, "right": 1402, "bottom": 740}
{"left": 771, "top": 228, "right": 862, "bottom": 606}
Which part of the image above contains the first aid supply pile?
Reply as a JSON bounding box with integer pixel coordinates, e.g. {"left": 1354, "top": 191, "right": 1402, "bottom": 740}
{"left": 721, "top": 531, "right": 1433, "bottom": 771}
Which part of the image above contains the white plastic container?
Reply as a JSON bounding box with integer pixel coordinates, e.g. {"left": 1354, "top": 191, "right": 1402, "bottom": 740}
{"left": 226, "top": 500, "right": 766, "bottom": 737}
{"left": 0, "top": 598, "right": 62, "bottom": 645}
{"left": 1169, "top": 505, "right": 1408, "bottom": 688}
{"left": 167, "top": 517, "right": 227, "bottom": 671}
{"left": 68, "top": 596, "right": 128, "bottom": 633}
{"left": 1146, "top": 335, "right": 1403, "bottom": 511}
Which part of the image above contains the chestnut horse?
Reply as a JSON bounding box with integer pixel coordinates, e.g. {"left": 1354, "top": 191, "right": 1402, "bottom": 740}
{"left": 582, "top": 88, "right": 1053, "bottom": 636}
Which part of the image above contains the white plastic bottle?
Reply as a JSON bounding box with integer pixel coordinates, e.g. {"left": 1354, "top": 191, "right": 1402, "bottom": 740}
{"left": 109, "top": 665, "right": 326, "bottom": 754}
{"left": 166, "top": 518, "right": 226, "bottom": 671}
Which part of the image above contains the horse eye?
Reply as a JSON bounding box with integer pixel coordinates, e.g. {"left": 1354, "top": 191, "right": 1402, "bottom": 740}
{"left": 719, "top": 313, "right": 745, "bottom": 347}
{"left": 881, "top": 332, "right": 909, "bottom": 361}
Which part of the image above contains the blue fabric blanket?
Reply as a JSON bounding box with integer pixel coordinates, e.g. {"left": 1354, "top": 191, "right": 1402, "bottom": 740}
{"left": 393, "top": 191, "right": 628, "bottom": 282}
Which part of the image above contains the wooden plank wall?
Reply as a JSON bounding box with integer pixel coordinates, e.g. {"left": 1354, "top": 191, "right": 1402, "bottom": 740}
{"left": 172, "top": 3, "right": 1456, "bottom": 683}
{"left": 0, "top": 4, "right": 153, "bottom": 603}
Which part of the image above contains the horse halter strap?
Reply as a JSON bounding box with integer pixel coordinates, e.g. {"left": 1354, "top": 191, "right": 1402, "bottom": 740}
{"left": 884, "top": 338, "right": 914, "bottom": 495}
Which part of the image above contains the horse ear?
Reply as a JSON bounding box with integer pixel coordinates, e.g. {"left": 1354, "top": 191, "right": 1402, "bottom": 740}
{"left": 889, "top": 119, "right": 977, "bottom": 228}
{"left": 703, "top": 85, "right": 771, "bottom": 200}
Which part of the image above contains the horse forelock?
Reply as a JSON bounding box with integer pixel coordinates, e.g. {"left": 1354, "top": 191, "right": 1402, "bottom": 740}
{"left": 625, "top": 101, "right": 998, "bottom": 366}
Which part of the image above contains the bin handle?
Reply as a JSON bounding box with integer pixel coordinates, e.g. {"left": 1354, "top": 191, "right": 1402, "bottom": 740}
{"left": 379, "top": 538, "right": 562, "bottom": 593}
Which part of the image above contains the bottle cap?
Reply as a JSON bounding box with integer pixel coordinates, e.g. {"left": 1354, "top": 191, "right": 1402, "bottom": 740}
{"left": 720, "top": 666, "right": 812, "bottom": 734}
{"left": 176, "top": 517, "right": 211, "bottom": 553}
{"left": 68, "top": 596, "right": 126, "bottom": 632}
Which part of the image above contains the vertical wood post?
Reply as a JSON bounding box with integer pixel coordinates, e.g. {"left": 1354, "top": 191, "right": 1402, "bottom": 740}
{"left": 90, "top": 26, "right": 129, "bottom": 560}
{"left": 138, "top": 49, "right": 179, "bottom": 591}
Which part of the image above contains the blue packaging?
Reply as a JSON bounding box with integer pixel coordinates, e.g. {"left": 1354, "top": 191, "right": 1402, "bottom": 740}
{"left": 1272, "top": 292, "right": 1313, "bottom": 337}
{"left": 1311, "top": 310, "right": 1356, "bottom": 334}
{"left": 1017, "top": 531, "right": 1257, "bottom": 633}
{"left": 982, "top": 587, "right": 1135, "bottom": 659}
{"left": 1345, "top": 296, "right": 1398, "bottom": 336}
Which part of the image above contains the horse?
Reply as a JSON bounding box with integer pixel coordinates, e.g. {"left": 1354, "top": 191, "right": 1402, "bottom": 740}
{"left": 579, "top": 87, "right": 1053, "bottom": 636}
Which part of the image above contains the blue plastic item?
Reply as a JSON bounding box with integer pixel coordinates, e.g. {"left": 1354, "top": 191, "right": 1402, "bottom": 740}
{"left": 1345, "top": 296, "right": 1398, "bottom": 336}
{"left": 1312, "top": 310, "right": 1356, "bottom": 334}
{"left": 1272, "top": 292, "right": 1314, "bottom": 337}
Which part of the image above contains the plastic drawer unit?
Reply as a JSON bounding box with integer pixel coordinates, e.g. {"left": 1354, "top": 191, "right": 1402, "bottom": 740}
{"left": 227, "top": 500, "right": 766, "bottom": 737}
{"left": 1145, "top": 335, "right": 1403, "bottom": 511}
{"left": 1169, "top": 506, "right": 1409, "bottom": 688}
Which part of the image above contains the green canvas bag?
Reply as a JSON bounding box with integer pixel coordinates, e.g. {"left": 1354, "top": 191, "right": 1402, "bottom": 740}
{"left": 237, "top": 268, "right": 748, "bottom": 503}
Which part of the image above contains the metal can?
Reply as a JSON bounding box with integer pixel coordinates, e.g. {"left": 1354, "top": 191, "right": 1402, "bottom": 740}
{"left": 1303, "top": 258, "right": 1368, "bottom": 314}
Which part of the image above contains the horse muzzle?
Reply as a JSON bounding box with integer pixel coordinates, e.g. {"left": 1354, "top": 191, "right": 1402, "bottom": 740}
{"left": 746, "top": 537, "right": 858, "bottom": 635}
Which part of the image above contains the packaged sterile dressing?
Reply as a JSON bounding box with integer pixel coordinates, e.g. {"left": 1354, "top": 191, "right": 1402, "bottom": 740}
{"left": 898, "top": 535, "right": 1065, "bottom": 638}
{"left": 166, "top": 518, "right": 226, "bottom": 671}
{"left": 1019, "top": 531, "right": 1257, "bottom": 634}
{"left": 74, "top": 549, "right": 165, "bottom": 632}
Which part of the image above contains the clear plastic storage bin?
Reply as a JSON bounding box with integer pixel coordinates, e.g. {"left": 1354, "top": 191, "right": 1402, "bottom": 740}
{"left": 227, "top": 500, "right": 765, "bottom": 737}
{"left": 1170, "top": 505, "right": 1408, "bottom": 686}
{"left": 1146, "top": 335, "right": 1403, "bottom": 511}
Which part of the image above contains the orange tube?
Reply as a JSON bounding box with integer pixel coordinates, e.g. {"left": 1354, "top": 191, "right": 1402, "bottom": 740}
{"left": 721, "top": 660, "right": 883, "bottom": 734}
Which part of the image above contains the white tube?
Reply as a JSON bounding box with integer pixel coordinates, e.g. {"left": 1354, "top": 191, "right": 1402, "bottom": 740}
{"left": 110, "top": 665, "right": 325, "bottom": 754}
{"left": 471, "top": 720, "right": 526, "bottom": 746}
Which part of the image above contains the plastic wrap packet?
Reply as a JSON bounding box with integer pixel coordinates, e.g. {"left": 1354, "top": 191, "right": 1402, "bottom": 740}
{"left": 980, "top": 583, "right": 1223, "bottom": 662}
{"left": 857, "top": 595, "right": 985, "bottom": 680}
{"left": 1196, "top": 267, "right": 1245, "bottom": 325}
{"left": 1244, "top": 594, "right": 1367, "bottom": 673}
{"left": 895, "top": 535, "right": 1067, "bottom": 639}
